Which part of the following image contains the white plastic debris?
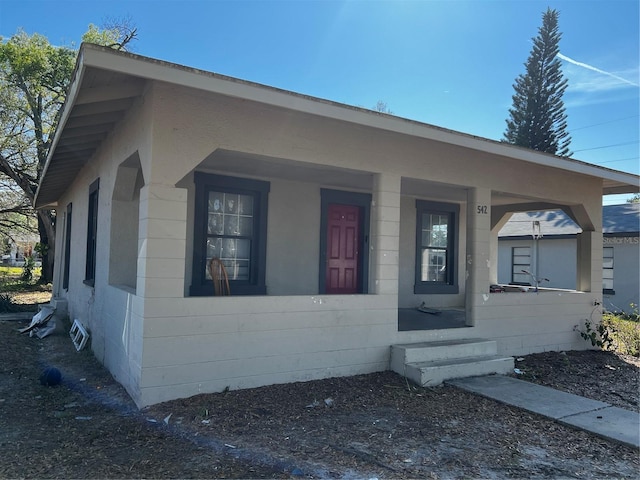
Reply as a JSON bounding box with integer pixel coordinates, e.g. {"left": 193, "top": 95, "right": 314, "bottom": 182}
{"left": 163, "top": 413, "right": 172, "bottom": 425}
{"left": 20, "top": 307, "right": 55, "bottom": 338}
{"left": 33, "top": 316, "right": 59, "bottom": 338}
{"left": 305, "top": 400, "right": 320, "bottom": 408}
{"left": 513, "top": 368, "right": 524, "bottom": 375}
{"left": 324, "top": 397, "right": 334, "bottom": 407}
{"left": 69, "top": 319, "right": 89, "bottom": 351}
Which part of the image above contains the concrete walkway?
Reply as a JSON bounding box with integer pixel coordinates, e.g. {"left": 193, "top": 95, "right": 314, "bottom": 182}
{"left": 448, "top": 375, "right": 640, "bottom": 450}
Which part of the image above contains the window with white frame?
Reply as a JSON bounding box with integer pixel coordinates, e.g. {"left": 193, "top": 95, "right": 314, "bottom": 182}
{"left": 414, "top": 200, "right": 459, "bottom": 294}
{"left": 603, "top": 246, "right": 614, "bottom": 293}
{"left": 511, "top": 246, "right": 531, "bottom": 285}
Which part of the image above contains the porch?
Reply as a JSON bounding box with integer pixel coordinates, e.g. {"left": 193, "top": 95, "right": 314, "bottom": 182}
{"left": 398, "top": 307, "right": 468, "bottom": 331}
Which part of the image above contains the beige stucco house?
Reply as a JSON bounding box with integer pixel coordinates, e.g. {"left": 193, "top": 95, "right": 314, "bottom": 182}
{"left": 35, "top": 44, "right": 640, "bottom": 408}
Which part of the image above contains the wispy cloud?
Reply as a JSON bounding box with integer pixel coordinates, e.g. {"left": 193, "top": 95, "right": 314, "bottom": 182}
{"left": 557, "top": 52, "right": 639, "bottom": 89}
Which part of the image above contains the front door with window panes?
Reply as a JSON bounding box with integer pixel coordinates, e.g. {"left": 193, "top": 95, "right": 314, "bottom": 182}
{"left": 207, "top": 192, "right": 253, "bottom": 282}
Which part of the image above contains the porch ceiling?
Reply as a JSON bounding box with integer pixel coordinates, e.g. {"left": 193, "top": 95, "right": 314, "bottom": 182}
{"left": 401, "top": 178, "right": 469, "bottom": 202}
{"left": 198, "top": 149, "right": 374, "bottom": 190}
{"left": 400, "top": 179, "right": 579, "bottom": 207}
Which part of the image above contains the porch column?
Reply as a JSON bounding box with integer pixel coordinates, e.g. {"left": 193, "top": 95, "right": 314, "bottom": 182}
{"left": 370, "top": 173, "right": 401, "bottom": 295}
{"left": 489, "top": 212, "right": 513, "bottom": 285}
{"left": 137, "top": 184, "right": 188, "bottom": 299}
{"left": 465, "top": 187, "right": 492, "bottom": 323}
{"left": 576, "top": 231, "right": 603, "bottom": 294}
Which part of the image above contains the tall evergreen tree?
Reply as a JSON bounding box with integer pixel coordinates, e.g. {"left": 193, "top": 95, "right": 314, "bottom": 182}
{"left": 504, "top": 8, "right": 572, "bottom": 157}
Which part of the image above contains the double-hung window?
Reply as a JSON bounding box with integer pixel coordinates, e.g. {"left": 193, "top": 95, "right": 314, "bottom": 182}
{"left": 602, "top": 247, "right": 614, "bottom": 294}
{"left": 190, "top": 172, "right": 269, "bottom": 296}
{"left": 511, "top": 246, "right": 531, "bottom": 285}
{"left": 414, "top": 200, "right": 459, "bottom": 294}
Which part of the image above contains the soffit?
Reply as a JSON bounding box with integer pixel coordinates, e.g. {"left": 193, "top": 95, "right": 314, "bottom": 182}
{"left": 35, "top": 66, "right": 146, "bottom": 207}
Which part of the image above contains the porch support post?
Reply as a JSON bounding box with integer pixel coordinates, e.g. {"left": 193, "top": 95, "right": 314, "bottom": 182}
{"left": 575, "top": 201, "right": 601, "bottom": 299}
{"left": 465, "top": 187, "right": 492, "bottom": 323}
{"left": 137, "top": 184, "right": 188, "bottom": 299}
{"left": 489, "top": 212, "right": 513, "bottom": 285}
{"left": 370, "top": 173, "right": 401, "bottom": 295}
{"left": 576, "top": 230, "right": 602, "bottom": 294}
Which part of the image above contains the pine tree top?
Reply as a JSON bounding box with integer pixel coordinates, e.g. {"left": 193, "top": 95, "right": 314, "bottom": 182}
{"left": 503, "top": 8, "right": 572, "bottom": 158}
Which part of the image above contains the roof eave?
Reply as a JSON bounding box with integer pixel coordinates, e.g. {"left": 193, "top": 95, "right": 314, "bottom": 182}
{"left": 35, "top": 44, "right": 640, "bottom": 207}
{"left": 34, "top": 49, "right": 88, "bottom": 209}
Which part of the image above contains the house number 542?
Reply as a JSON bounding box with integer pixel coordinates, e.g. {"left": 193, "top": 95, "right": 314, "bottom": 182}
{"left": 477, "top": 205, "right": 488, "bottom": 214}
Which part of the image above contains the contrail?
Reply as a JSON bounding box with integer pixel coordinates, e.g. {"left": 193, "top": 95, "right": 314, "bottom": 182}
{"left": 557, "top": 52, "right": 639, "bottom": 87}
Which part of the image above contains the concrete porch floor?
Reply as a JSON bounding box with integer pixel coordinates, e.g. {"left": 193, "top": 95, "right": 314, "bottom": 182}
{"left": 398, "top": 308, "right": 469, "bottom": 331}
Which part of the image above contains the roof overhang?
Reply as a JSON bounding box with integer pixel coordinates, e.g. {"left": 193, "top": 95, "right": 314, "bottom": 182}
{"left": 35, "top": 43, "right": 640, "bottom": 208}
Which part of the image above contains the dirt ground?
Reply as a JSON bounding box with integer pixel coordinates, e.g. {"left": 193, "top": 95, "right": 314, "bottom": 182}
{"left": 4, "top": 287, "right": 53, "bottom": 311}
{"left": 1, "top": 312, "right": 638, "bottom": 479}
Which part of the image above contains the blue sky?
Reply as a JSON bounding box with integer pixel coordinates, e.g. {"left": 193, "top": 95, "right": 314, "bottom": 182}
{"left": 1, "top": 0, "right": 638, "bottom": 204}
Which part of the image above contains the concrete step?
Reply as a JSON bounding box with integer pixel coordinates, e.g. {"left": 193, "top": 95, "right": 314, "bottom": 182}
{"left": 390, "top": 338, "right": 498, "bottom": 372}
{"left": 404, "top": 355, "right": 515, "bottom": 387}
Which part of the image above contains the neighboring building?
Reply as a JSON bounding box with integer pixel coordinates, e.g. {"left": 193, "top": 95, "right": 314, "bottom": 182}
{"left": 1, "top": 232, "right": 39, "bottom": 267}
{"left": 498, "top": 203, "right": 640, "bottom": 314}
{"left": 35, "top": 45, "right": 640, "bottom": 407}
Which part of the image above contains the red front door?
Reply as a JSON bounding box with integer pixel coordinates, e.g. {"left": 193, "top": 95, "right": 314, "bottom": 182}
{"left": 325, "top": 203, "right": 361, "bottom": 294}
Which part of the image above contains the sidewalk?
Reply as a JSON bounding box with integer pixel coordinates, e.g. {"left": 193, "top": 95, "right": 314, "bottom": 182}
{"left": 448, "top": 375, "right": 640, "bottom": 450}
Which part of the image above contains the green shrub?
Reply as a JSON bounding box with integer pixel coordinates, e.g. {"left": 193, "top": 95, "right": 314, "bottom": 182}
{"left": 576, "top": 318, "right": 615, "bottom": 350}
{"left": 21, "top": 256, "right": 35, "bottom": 283}
{"left": 0, "top": 293, "right": 19, "bottom": 313}
{"left": 603, "top": 310, "right": 640, "bottom": 357}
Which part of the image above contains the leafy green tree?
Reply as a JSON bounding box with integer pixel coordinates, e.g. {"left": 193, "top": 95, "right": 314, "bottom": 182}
{"left": 82, "top": 18, "right": 137, "bottom": 50}
{"left": 0, "top": 24, "right": 136, "bottom": 282}
{"left": 503, "top": 8, "right": 572, "bottom": 157}
{"left": 0, "top": 30, "right": 74, "bottom": 281}
{"left": 627, "top": 194, "right": 640, "bottom": 203}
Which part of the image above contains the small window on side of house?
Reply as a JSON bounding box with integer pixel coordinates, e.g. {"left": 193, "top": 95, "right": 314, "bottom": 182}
{"left": 63, "top": 203, "right": 72, "bottom": 290}
{"left": 603, "top": 246, "right": 614, "bottom": 294}
{"left": 511, "top": 246, "right": 531, "bottom": 285}
{"left": 84, "top": 179, "right": 99, "bottom": 287}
